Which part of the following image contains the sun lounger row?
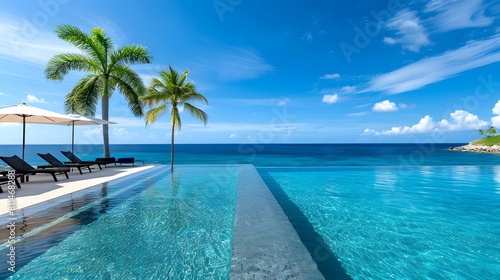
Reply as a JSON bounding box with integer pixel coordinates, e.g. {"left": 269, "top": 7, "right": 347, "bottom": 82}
{"left": 0, "top": 151, "right": 144, "bottom": 191}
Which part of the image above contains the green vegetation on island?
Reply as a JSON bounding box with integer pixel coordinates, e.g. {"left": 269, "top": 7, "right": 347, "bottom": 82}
{"left": 471, "top": 126, "right": 499, "bottom": 146}
{"left": 471, "top": 135, "right": 500, "bottom": 146}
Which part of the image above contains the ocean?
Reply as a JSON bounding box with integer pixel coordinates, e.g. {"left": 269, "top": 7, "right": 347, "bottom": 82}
{"left": 1, "top": 143, "right": 500, "bottom": 169}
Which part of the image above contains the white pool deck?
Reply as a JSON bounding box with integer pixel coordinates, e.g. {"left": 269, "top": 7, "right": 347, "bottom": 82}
{"left": 0, "top": 164, "right": 325, "bottom": 279}
{"left": 0, "top": 164, "right": 155, "bottom": 216}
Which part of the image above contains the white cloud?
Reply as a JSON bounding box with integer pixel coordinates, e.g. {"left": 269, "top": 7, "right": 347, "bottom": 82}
{"left": 0, "top": 13, "right": 79, "bottom": 65}
{"left": 229, "top": 133, "right": 238, "bottom": 139}
{"left": 0, "top": 92, "right": 6, "bottom": 96}
{"left": 384, "top": 9, "right": 431, "bottom": 52}
{"left": 399, "top": 103, "right": 410, "bottom": 109}
{"left": 365, "top": 110, "right": 487, "bottom": 135}
{"left": 84, "top": 127, "right": 102, "bottom": 137}
{"left": 491, "top": 116, "right": 500, "bottom": 127}
{"left": 425, "top": 0, "right": 494, "bottom": 31}
{"left": 110, "top": 117, "right": 164, "bottom": 127}
{"left": 491, "top": 100, "right": 500, "bottom": 127}
{"left": 184, "top": 122, "right": 342, "bottom": 134}
{"left": 492, "top": 100, "right": 500, "bottom": 115}
{"left": 365, "top": 34, "right": 500, "bottom": 94}
{"left": 320, "top": 73, "right": 341, "bottom": 80}
{"left": 278, "top": 98, "right": 291, "bottom": 106}
{"left": 201, "top": 48, "right": 274, "bottom": 81}
{"left": 363, "top": 128, "right": 379, "bottom": 135}
{"left": 322, "top": 94, "right": 340, "bottom": 104}
{"left": 372, "top": 100, "right": 398, "bottom": 112}
{"left": 438, "top": 110, "right": 488, "bottom": 131}
{"left": 302, "top": 32, "right": 313, "bottom": 41}
{"left": 348, "top": 112, "right": 368, "bottom": 117}
{"left": 383, "top": 37, "right": 397, "bottom": 45}
{"left": 26, "top": 94, "right": 45, "bottom": 103}
{"left": 112, "top": 127, "right": 138, "bottom": 137}
{"left": 215, "top": 98, "right": 295, "bottom": 107}
{"left": 341, "top": 86, "right": 356, "bottom": 93}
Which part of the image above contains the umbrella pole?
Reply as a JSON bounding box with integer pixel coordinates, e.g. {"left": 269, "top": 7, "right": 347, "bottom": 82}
{"left": 22, "top": 116, "right": 26, "bottom": 163}
{"left": 22, "top": 116, "right": 26, "bottom": 182}
{"left": 72, "top": 122, "right": 75, "bottom": 154}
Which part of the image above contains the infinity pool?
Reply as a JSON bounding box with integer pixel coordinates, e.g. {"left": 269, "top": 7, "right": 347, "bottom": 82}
{"left": 259, "top": 166, "right": 500, "bottom": 279}
{"left": 0, "top": 166, "right": 238, "bottom": 279}
{"left": 2, "top": 164, "right": 500, "bottom": 279}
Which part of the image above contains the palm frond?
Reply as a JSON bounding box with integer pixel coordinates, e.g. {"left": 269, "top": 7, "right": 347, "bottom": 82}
{"left": 109, "top": 64, "right": 146, "bottom": 113}
{"left": 144, "top": 103, "right": 168, "bottom": 126}
{"left": 184, "top": 103, "right": 208, "bottom": 125}
{"left": 64, "top": 75, "right": 102, "bottom": 116}
{"left": 149, "top": 76, "right": 167, "bottom": 91}
{"left": 141, "top": 91, "right": 169, "bottom": 107}
{"left": 45, "top": 53, "right": 99, "bottom": 80}
{"left": 177, "top": 69, "right": 189, "bottom": 87}
{"left": 55, "top": 24, "right": 95, "bottom": 55}
{"left": 109, "top": 45, "right": 152, "bottom": 70}
{"left": 183, "top": 90, "right": 208, "bottom": 104}
{"left": 111, "top": 65, "right": 145, "bottom": 94}
{"left": 143, "top": 67, "right": 208, "bottom": 130}
{"left": 91, "top": 27, "right": 113, "bottom": 54}
{"left": 55, "top": 24, "right": 107, "bottom": 70}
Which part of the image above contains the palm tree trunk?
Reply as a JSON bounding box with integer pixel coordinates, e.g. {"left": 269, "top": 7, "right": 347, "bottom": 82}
{"left": 170, "top": 117, "right": 175, "bottom": 171}
{"left": 102, "top": 82, "right": 110, "bottom": 158}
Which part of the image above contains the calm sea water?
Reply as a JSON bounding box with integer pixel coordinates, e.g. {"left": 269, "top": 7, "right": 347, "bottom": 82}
{"left": 1, "top": 143, "right": 499, "bottom": 168}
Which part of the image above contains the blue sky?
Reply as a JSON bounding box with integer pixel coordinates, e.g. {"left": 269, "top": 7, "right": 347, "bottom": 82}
{"left": 0, "top": 0, "right": 499, "bottom": 145}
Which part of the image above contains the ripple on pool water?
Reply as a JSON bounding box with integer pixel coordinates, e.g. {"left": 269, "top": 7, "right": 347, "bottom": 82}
{"left": 265, "top": 166, "right": 500, "bottom": 280}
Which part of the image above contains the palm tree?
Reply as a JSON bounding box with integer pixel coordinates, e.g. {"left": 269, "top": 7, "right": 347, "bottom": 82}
{"left": 45, "top": 24, "right": 152, "bottom": 157}
{"left": 486, "top": 126, "right": 497, "bottom": 136}
{"left": 142, "top": 66, "right": 208, "bottom": 170}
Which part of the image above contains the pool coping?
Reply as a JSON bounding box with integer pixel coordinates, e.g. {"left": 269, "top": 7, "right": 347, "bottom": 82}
{"left": 231, "top": 165, "right": 324, "bottom": 279}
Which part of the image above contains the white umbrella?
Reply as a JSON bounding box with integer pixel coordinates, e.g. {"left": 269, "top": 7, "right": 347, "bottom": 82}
{"left": 57, "top": 114, "right": 116, "bottom": 154}
{"left": 0, "top": 103, "right": 78, "bottom": 162}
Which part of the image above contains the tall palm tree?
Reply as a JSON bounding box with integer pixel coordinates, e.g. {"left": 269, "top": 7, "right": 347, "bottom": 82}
{"left": 45, "top": 24, "right": 152, "bottom": 157}
{"left": 142, "top": 66, "right": 208, "bottom": 170}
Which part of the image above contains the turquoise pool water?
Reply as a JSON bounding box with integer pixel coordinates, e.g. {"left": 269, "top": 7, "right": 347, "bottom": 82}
{"left": 2, "top": 166, "right": 238, "bottom": 279}
{"left": 1, "top": 151, "right": 499, "bottom": 279}
{"left": 259, "top": 166, "right": 500, "bottom": 279}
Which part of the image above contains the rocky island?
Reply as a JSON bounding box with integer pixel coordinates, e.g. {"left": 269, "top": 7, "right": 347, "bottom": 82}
{"left": 450, "top": 144, "right": 500, "bottom": 153}
{"left": 450, "top": 134, "right": 500, "bottom": 154}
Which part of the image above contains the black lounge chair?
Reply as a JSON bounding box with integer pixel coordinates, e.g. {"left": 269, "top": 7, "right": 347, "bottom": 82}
{"left": 38, "top": 153, "right": 93, "bottom": 175}
{"left": 61, "top": 151, "right": 103, "bottom": 170}
{"left": 0, "top": 172, "right": 22, "bottom": 193}
{"left": 95, "top": 157, "right": 117, "bottom": 167}
{"left": 117, "top": 157, "right": 145, "bottom": 166}
{"left": 0, "top": 155, "right": 69, "bottom": 182}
